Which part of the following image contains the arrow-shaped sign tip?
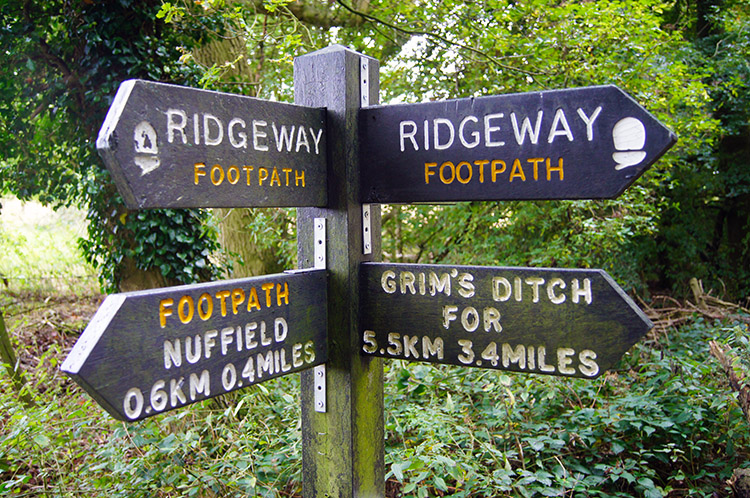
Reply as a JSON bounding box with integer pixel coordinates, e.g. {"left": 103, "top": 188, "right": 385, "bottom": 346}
{"left": 61, "top": 294, "right": 125, "bottom": 375}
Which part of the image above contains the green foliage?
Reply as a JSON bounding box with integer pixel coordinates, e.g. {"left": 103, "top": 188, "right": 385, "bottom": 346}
{"left": 0, "top": 282, "right": 303, "bottom": 497}
{"left": 339, "top": 0, "right": 727, "bottom": 296}
{"left": 336, "top": 0, "right": 750, "bottom": 300}
{"left": 238, "top": 207, "right": 297, "bottom": 272}
{"left": 78, "top": 199, "right": 220, "bottom": 292}
{"left": 716, "top": 322, "right": 750, "bottom": 392}
{"left": 3, "top": 0, "right": 750, "bottom": 494}
{"left": 2, "top": 0, "right": 748, "bottom": 297}
{"left": 383, "top": 313, "right": 750, "bottom": 497}
{"left": 653, "top": 0, "right": 750, "bottom": 299}
{"left": 0, "top": 0, "right": 224, "bottom": 291}
{"left": 3, "top": 282, "right": 748, "bottom": 496}
{"left": 0, "top": 358, "right": 303, "bottom": 496}
{"left": 0, "top": 198, "right": 95, "bottom": 294}
{"left": 155, "top": 1, "right": 187, "bottom": 24}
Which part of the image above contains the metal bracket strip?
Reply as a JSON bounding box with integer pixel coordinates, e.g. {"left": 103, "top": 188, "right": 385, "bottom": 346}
{"left": 313, "top": 218, "right": 326, "bottom": 413}
{"left": 361, "top": 56, "right": 373, "bottom": 255}
{"left": 362, "top": 204, "right": 372, "bottom": 255}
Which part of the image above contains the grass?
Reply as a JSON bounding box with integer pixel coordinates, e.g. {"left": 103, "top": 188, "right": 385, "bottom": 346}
{"left": 0, "top": 196, "right": 97, "bottom": 296}
{"left": 1, "top": 196, "right": 750, "bottom": 497}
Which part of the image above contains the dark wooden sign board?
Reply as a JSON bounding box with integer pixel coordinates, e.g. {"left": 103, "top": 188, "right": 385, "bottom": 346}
{"left": 97, "top": 79, "right": 327, "bottom": 209}
{"left": 294, "top": 46, "right": 385, "bottom": 497}
{"left": 359, "top": 85, "right": 677, "bottom": 203}
{"left": 359, "top": 262, "right": 652, "bottom": 378}
{"left": 62, "top": 45, "right": 677, "bottom": 498}
{"left": 61, "top": 269, "right": 327, "bottom": 421}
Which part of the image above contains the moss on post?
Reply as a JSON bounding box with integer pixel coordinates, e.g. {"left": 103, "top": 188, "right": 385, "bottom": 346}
{"left": 295, "top": 45, "right": 384, "bottom": 497}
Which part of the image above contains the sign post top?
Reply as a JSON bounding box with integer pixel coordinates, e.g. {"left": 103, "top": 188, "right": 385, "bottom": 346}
{"left": 360, "top": 85, "right": 676, "bottom": 203}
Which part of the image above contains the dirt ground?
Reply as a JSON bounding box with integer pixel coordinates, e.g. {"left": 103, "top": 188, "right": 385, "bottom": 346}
{"left": 2, "top": 290, "right": 102, "bottom": 385}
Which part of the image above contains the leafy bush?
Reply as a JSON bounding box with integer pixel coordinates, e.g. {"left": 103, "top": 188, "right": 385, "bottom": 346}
{"left": 2, "top": 288, "right": 748, "bottom": 497}
{"left": 383, "top": 314, "right": 750, "bottom": 497}
{"left": 0, "top": 0, "right": 226, "bottom": 293}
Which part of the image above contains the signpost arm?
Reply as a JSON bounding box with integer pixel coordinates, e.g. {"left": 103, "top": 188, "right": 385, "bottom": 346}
{"left": 295, "top": 46, "right": 384, "bottom": 497}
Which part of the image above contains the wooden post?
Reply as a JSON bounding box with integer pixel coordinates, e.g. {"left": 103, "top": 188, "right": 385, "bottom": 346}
{"left": 295, "top": 45, "right": 384, "bottom": 497}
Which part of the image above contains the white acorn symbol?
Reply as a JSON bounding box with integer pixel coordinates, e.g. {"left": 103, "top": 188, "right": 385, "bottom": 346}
{"left": 134, "top": 121, "right": 160, "bottom": 175}
{"left": 612, "top": 117, "right": 647, "bottom": 170}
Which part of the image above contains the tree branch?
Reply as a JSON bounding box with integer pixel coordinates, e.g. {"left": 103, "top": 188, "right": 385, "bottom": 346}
{"left": 235, "top": 0, "right": 367, "bottom": 28}
{"left": 335, "top": 0, "right": 548, "bottom": 78}
{"left": 710, "top": 340, "right": 750, "bottom": 426}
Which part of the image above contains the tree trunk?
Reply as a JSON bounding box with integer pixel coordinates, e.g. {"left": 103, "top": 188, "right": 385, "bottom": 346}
{"left": 0, "top": 311, "right": 34, "bottom": 407}
{"left": 117, "top": 256, "right": 168, "bottom": 292}
{"left": 195, "top": 26, "right": 283, "bottom": 277}
{"left": 214, "top": 208, "right": 287, "bottom": 277}
{"left": 193, "top": 34, "right": 253, "bottom": 83}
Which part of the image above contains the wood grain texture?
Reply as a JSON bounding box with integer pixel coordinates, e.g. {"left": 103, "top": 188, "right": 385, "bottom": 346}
{"left": 295, "top": 45, "right": 385, "bottom": 498}
{"left": 359, "top": 86, "right": 676, "bottom": 203}
{"left": 360, "top": 263, "right": 653, "bottom": 378}
{"left": 61, "top": 270, "right": 327, "bottom": 421}
{"left": 97, "top": 79, "right": 327, "bottom": 209}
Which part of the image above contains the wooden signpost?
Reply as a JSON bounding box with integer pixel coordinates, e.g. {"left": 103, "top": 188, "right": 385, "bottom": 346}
{"left": 97, "top": 80, "right": 327, "bottom": 209}
{"left": 359, "top": 86, "right": 677, "bottom": 203}
{"left": 61, "top": 270, "right": 327, "bottom": 421}
{"left": 360, "top": 263, "right": 652, "bottom": 378}
{"left": 294, "top": 47, "right": 385, "bottom": 497}
{"left": 63, "top": 44, "right": 677, "bottom": 497}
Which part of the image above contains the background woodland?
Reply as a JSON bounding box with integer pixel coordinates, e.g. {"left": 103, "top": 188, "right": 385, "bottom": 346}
{"left": 1, "top": 0, "right": 750, "bottom": 496}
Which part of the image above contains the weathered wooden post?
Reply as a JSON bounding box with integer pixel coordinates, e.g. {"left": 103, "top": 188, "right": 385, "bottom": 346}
{"left": 295, "top": 45, "right": 384, "bottom": 497}
{"left": 63, "top": 43, "right": 677, "bottom": 497}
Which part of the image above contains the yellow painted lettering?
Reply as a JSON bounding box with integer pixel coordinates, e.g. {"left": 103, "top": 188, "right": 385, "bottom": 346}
{"left": 439, "top": 161, "right": 455, "bottom": 184}
{"left": 178, "top": 295, "right": 194, "bottom": 324}
{"left": 210, "top": 164, "right": 224, "bottom": 185}
{"left": 277, "top": 282, "right": 289, "bottom": 306}
{"left": 425, "top": 162, "right": 437, "bottom": 184}
{"left": 227, "top": 165, "right": 240, "bottom": 185}
{"left": 243, "top": 165, "right": 254, "bottom": 185}
{"left": 258, "top": 167, "right": 268, "bottom": 185}
{"left": 527, "top": 157, "right": 544, "bottom": 181}
{"left": 491, "top": 160, "right": 506, "bottom": 182}
{"left": 215, "top": 290, "right": 231, "bottom": 316}
{"left": 194, "top": 163, "right": 206, "bottom": 185}
{"left": 509, "top": 159, "right": 526, "bottom": 182}
{"left": 456, "top": 161, "right": 472, "bottom": 184}
{"left": 246, "top": 287, "right": 261, "bottom": 311}
{"left": 295, "top": 169, "right": 305, "bottom": 187}
{"left": 197, "top": 293, "right": 213, "bottom": 320}
{"left": 270, "top": 167, "right": 281, "bottom": 186}
{"left": 474, "top": 160, "right": 489, "bottom": 183}
{"left": 159, "top": 298, "right": 174, "bottom": 328}
{"left": 261, "top": 282, "right": 274, "bottom": 307}
{"left": 547, "top": 157, "right": 564, "bottom": 181}
{"left": 231, "top": 288, "right": 245, "bottom": 315}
